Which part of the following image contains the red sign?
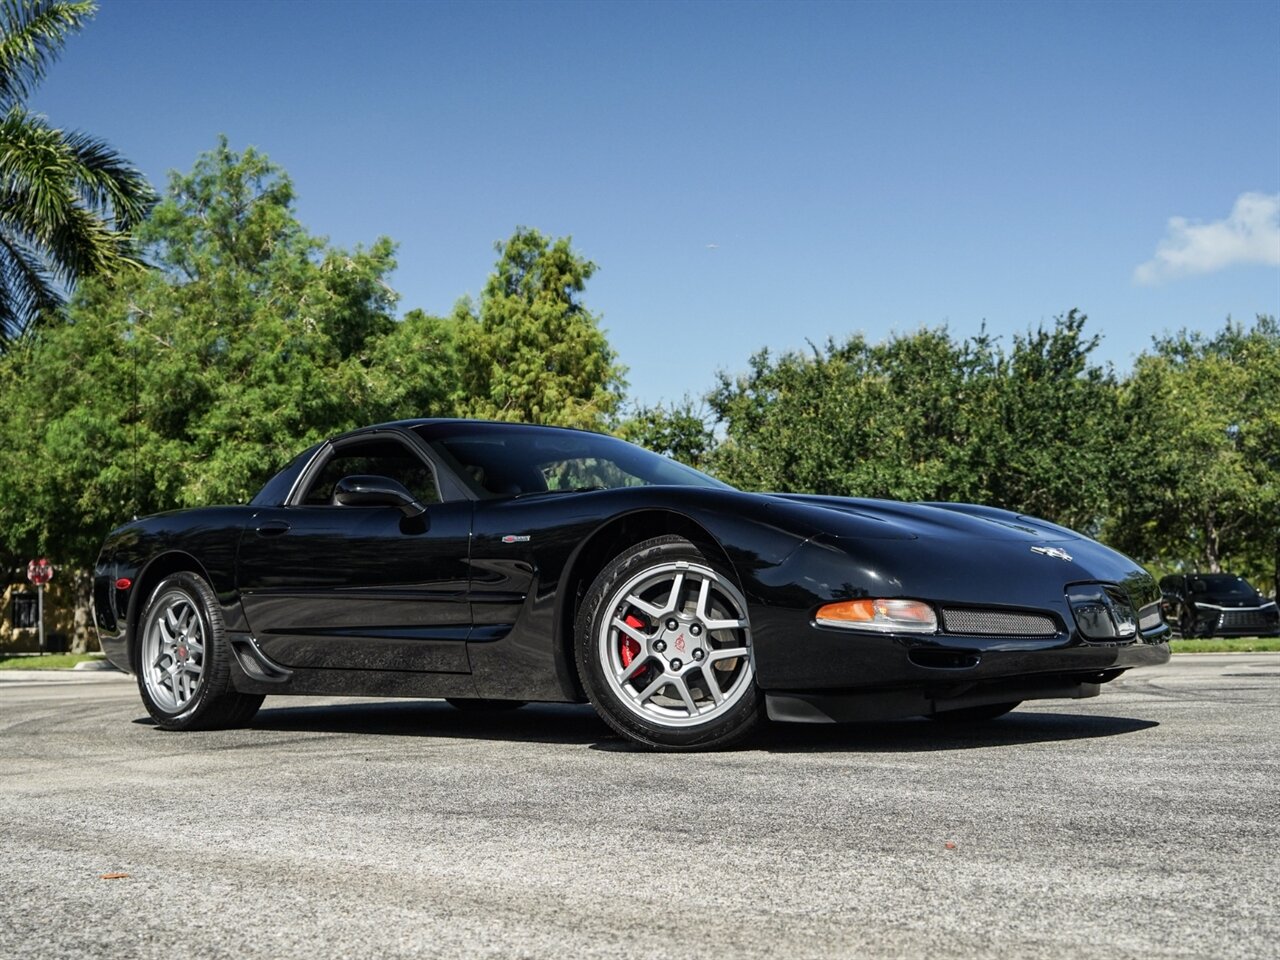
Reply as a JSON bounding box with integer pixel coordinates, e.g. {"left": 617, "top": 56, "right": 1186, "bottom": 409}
{"left": 27, "top": 557, "right": 53, "bottom": 586}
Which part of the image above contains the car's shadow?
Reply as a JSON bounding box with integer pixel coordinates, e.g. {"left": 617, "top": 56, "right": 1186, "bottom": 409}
{"left": 749, "top": 711, "right": 1159, "bottom": 754}
{"left": 156, "top": 700, "right": 1158, "bottom": 754}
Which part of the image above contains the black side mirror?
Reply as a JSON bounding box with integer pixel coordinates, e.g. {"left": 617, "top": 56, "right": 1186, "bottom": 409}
{"left": 333, "top": 475, "right": 427, "bottom": 519}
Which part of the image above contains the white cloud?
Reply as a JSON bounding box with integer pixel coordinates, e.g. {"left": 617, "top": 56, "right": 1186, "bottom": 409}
{"left": 1134, "top": 191, "right": 1280, "bottom": 285}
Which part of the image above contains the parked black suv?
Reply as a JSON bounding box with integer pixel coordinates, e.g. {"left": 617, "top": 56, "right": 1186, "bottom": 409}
{"left": 1159, "top": 573, "right": 1279, "bottom": 638}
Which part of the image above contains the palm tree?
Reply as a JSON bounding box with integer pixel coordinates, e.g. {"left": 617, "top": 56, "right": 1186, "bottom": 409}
{"left": 0, "top": 1, "right": 154, "bottom": 345}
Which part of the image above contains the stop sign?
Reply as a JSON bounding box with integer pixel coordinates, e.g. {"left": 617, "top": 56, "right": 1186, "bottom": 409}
{"left": 27, "top": 557, "right": 53, "bottom": 585}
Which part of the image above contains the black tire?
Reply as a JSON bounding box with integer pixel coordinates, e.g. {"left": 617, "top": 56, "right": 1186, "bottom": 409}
{"left": 134, "top": 571, "right": 264, "bottom": 730}
{"left": 445, "top": 698, "right": 527, "bottom": 712}
{"left": 576, "top": 535, "right": 763, "bottom": 751}
{"left": 928, "top": 701, "right": 1021, "bottom": 723}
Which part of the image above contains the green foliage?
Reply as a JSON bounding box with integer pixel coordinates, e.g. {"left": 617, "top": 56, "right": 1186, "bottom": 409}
{"left": 451, "top": 227, "right": 625, "bottom": 429}
{"left": 364, "top": 307, "right": 458, "bottom": 422}
{"left": 0, "top": 144, "right": 627, "bottom": 575}
{"left": 0, "top": 140, "right": 400, "bottom": 566}
{"left": 0, "top": 652, "right": 103, "bottom": 669}
{"left": 1107, "top": 316, "right": 1279, "bottom": 585}
{"left": 699, "top": 310, "right": 1276, "bottom": 585}
{"left": 0, "top": 1, "right": 155, "bottom": 343}
{"left": 0, "top": 0, "right": 93, "bottom": 106}
{"left": 707, "top": 311, "right": 1117, "bottom": 532}
{"left": 969, "top": 313, "right": 1120, "bottom": 533}
{"left": 618, "top": 397, "right": 716, "bottom": 469}
{"left": 1168, "top": 637, "right": 1280, "bottom": 654}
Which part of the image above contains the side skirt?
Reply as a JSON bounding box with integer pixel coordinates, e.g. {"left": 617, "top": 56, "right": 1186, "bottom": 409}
{"left": 227, "top": 632, "right": 481, "bottom": 699}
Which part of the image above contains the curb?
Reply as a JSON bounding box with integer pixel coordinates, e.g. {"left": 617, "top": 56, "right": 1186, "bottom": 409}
{"left": 0, "top": 668, "right": 130, "bottom": 683}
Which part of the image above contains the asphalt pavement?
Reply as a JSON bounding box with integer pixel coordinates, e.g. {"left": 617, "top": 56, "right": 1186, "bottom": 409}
{"left": 1, "top": 654, "right": 1276, "bottom": 959}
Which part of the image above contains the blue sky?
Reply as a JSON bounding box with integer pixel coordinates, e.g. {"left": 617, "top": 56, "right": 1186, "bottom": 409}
{"left": 32, "top": 0, "right": 1280, "bottom": 409}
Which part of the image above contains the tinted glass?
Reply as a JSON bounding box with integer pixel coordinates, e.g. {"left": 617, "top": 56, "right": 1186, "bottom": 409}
{"left": 414, "top": 423, "right": 732, "bottom": 499}
{"left": 301, "top": 438, "right": 440, "bottom": 505}
{"left": 1187, "top": 575, "right": 1259, "bottom": 600}
{"left": 251, "top": 444, "right": 322, "bottom": 506}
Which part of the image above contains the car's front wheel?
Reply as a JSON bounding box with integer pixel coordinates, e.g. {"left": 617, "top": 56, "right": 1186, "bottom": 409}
{"left": 576, "top": 536, "right": 763, "bottom": 751}
{"left": 135, "top": 572, "right": 264, "bottom": 730}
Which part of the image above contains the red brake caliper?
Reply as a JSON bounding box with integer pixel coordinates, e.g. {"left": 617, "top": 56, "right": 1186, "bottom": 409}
{"left": 620, "top": 615, "right": 645, "bottom": 668}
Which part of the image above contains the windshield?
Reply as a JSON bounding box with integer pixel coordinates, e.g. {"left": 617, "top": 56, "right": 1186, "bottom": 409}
{"left": 414, "top": 422, "right": 733, "bottom": 499}
{"left": 1187, "top": 575, "right": 1259, "bottom": 600}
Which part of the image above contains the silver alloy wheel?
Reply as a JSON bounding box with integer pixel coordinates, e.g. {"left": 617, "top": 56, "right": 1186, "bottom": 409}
{"left": 140, "top": 588, "right": 206, "bottom": 713}
{"left": 597, "top": 559, "right": 753, "bottom": 728}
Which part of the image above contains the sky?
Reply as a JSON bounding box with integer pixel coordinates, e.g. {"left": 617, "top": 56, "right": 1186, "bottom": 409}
{"left": 30, "top": 0, "right": 1280, "bottom": 409}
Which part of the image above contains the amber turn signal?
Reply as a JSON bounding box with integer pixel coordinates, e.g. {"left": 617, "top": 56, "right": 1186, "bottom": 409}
{"left": 815, "top": 598, "right": 938, "bottom": 633}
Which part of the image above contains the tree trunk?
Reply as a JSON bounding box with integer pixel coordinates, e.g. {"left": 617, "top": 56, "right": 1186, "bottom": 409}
{"left": 1204, "top": 513, "right": 1222, "bottom": 573}
{"left": 71, "top": 569, "right": 97, "bottom": 653}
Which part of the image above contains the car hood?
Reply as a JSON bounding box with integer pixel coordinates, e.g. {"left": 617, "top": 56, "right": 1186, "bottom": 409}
{"left": 765, "top": 493, "right": 1082, "bottom": 543}
{"left": 761, "top": 494, "right": 1161, "bottom": 614}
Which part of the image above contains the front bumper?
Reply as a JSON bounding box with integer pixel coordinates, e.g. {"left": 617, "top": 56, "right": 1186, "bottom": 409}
{"left": 753, "top": 596, "right": 1170, "bottom": 686}
{"left": 763, "top": 636, "right": 1167, "bottom": 722}
{"left": 747, "top": 530, "right": 1171, "bottom": 714}
{"left": 757, "top": 625, "right": 1169, "bottom": 722}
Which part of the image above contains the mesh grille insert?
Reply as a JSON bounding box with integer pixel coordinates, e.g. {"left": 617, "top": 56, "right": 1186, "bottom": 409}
{"left": 941, "top": 608, "right": 1058, "bottom": 637}
{"left": 1139, "top": 607, "right": 1165, "bottom": 632}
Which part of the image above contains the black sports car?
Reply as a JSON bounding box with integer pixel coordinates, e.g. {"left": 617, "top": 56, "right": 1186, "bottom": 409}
{"left": 1159, "top": 573, "right": 1280, "bottom": 638}
{"left": 94, "top": 419, "right": 1170, "bottom": 750}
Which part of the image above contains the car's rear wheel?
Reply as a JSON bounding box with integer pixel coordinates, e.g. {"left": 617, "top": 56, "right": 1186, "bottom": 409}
{"left": 577, "top": 536, "right": 763, "bottom": 751}
{"left": 135, "top": 572, "right": 264, "bottom": 730}
{"left": 927, "top": 701, "right": 1021, "bottom": 722}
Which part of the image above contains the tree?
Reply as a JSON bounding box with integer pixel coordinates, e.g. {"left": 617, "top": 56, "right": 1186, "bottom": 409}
{"left": 0, "top": 1, "right": 154, "bottom": 345}
{"left": 1108, "top": 316, "right": 1279, "bottom": 586}
{"left": 709, "top": 327, "right": 977, "bottom": 497}
{"left": 451, "top": 227, "right": 625, "bottom": 429}
{"left": 0, "top": 140, "right": 400, "bottom": 575}
{"left": 0, "top": 145, "right": 636, "bottom": 618}
{"left": 966, "top": 311, "right": 1120, "bottom": 533}
{"left": 618, "top": 396, "right": 717, "bottom": 469}
{"left": 706, "top": 312, "right": 1118, "bottom": 531}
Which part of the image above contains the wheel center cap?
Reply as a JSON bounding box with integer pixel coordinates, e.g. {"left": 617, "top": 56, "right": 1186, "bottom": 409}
{"left": 657, "top": 624, "right": 705, "bottom": 669}
{"left": 176, "top": 645, "right": 188, "bottom": 661}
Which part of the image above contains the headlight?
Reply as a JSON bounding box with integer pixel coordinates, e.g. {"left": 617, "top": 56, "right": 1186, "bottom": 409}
{"left": 1067, "top": 584, "right": 1137, "bottom": 639}
{"left": 815, "top": 598, "right": 938, "bottom": 633}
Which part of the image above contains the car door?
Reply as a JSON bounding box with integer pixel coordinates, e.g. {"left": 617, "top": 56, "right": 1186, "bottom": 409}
{"left": 236, "top": 432, "right": 474, "bottom": 672}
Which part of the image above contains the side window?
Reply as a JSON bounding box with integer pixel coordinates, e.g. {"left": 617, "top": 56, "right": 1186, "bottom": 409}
{"left": 300, "top": 438, "right": 441, "bottom": 506}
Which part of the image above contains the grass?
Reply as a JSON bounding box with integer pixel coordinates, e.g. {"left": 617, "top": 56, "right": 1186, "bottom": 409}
{"left": 1169, "top": 637, "right": 1280, "bottom": 654}
{"left": 0, "top": 653, "right": 106, "bottom": 670}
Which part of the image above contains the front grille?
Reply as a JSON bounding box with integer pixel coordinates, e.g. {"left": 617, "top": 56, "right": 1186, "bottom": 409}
{"left": 940, "top": 608, "right": 1058, "bottom": 637}
{"left": 1219, "top": 610, "right": 1275, "bottom": 630}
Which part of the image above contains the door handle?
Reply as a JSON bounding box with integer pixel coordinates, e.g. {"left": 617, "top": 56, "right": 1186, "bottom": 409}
{"left": 256, "top": 520, "right": 291, "bottom": 537}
